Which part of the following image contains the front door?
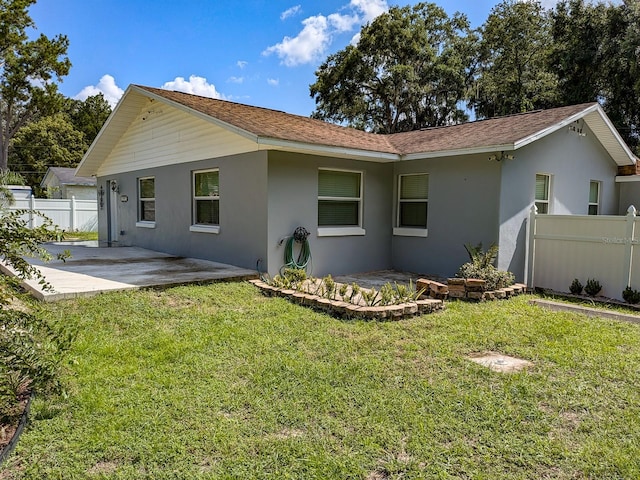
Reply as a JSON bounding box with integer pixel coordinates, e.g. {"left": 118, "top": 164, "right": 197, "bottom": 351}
{"left": 107, "top": 180, "right": 119, "bottom": 244}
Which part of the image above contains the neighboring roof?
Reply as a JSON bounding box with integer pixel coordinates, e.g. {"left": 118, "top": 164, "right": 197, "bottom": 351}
{"left": 77, "top": 84, "right": 637, "bottom": 177}
{"left": 41, "top": 167, "right": 97, "bottom": 187}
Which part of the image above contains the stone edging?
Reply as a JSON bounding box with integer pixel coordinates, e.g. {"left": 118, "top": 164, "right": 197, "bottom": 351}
{"left": 530, "top": 299, "right": 640, "bottom": 325}
{"left": 0, "top": 393, "right": 33, "bottom": 466}
{"left": 418, "top": 278, "right": 528, "bottom": 301}
{"left": 249, "top": 279, "right": 444, "bottom": 320}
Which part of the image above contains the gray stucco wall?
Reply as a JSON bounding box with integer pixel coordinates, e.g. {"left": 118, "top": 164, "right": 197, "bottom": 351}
{"left": 498, "top": 125, "right": 620, "bottom": 280}
{"left": 266, "top": 151, "right": 393, "bottom": 277}
{"left": 391, "top": 155, "right": 502, "bottom": 278}
{"left": 97, "top": 151, "right": 269, "bottom": 271}
{"left": 619, "top": 180, "right": 640, "bottom": 214}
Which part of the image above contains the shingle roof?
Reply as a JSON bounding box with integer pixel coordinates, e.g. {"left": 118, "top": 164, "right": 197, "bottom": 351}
{"left": 387, "top": 103, "right": 598, "bottom": 154}
{"left": 137, "top": 86, "right": 397, "bottom": 154}
{"left": 136, "top": 86, "right": 599, "bottom": 156}
{"left": 46, "top": 167, "right": 96, "bottom": 186}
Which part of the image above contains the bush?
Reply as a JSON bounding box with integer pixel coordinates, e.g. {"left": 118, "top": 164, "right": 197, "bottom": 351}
{"left": 622, "top": 286, "right": 640, "bottom": 304}
{"left": 569, "top": 278, "right": 583, "bottom": 295}
{"left": 457, "top": 242, "right": 515, "bottom": 291}
{"left": 584, "top": 278, "right": 602, "bottom": 296}
{"left": 0, "top": 310, "right": 74, "bottom": 425}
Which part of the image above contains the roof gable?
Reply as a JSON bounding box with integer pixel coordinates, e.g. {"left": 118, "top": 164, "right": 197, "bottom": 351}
{"left": 77, "top": 85, "right": 636, "bottom": 177}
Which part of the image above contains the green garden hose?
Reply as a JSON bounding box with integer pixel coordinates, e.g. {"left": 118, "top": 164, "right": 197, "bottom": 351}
{"left": 281, "top": 227, "right": 311, "bottom": 273}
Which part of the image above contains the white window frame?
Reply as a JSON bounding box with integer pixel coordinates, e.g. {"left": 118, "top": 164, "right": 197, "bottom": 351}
{"left": 190, "top": 168, "right": 220, "bottom": 234}
{"left": 535, "top": 173, "right": 552, "bottom": 214}
{"left": 588, "top": 180, "right": 600, "bottom": 215}
{"left": 394, "top": 173, "right": 429, "bottom": 237}
{"left": 136, "top": 176, "right": 156, "bottom": 228}
{"left": 317, "top": 168, "right": 365, "bottom": 237}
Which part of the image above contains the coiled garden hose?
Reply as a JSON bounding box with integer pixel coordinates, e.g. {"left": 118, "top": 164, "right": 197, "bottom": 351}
{"left": 281, "top": 226, "right": 312, "bottom": 274}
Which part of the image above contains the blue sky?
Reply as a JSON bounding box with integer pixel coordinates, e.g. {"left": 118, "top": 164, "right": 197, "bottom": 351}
{"left": 30, "top": 0, "right": 566, "bottom": 116}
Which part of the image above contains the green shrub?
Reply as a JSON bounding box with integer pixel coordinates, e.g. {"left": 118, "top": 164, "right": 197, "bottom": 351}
{"left": 457, "top": 243, "right": 515, "bottom": 291}
{"left": 0, "top": 310, "right": 74, "bottom": 425}
{"left": 570, "top": 278, "right": 583, "bottom": 295}
{"left": 622, "top": 286, "right": 640, "bottom": 304}
{"left": 584, "top": 278, "right": 602, "bottom": 296}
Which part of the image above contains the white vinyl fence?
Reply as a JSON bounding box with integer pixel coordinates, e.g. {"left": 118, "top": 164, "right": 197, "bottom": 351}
{"left": 8, "top": 195, "right": 98, "bottom": 232}
{"left": 525, "top": 205, "right": 639, "bottom": 300}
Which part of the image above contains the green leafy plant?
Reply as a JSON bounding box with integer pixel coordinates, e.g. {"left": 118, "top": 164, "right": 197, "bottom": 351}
{"left": 584, "top": 278, "right": 602, "bottom": 297}
{"left": 457, "top": 243, "right": 514, "bottom": 291}
{"left": 349, "top": 283, "right": 361, "bottom": 303}
{"left": 338, "top": 283, "right": 348, "bottom": 300}
{"left": 570, "top": 278, "right": 583, "bottom": 295}
{"left": 622, "top": 286, "right": 640, "bottom": 304}
{"left": 322, "top": 275, "right": 336, "bottom": 299}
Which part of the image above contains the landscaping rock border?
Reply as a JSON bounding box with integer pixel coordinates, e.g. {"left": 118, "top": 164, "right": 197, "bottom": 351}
{"left": 417, "top": 278, "right": 528, "bottom": 301}
{"left": 250, "top": 279, "right": 444, "bottom": 320}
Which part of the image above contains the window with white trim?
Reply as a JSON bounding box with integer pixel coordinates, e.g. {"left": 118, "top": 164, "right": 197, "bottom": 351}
{"left": 192, "top": 169, "right": 219, "bottom": 228}
{"left": 397, "top": 173, "right": 428, "bottom": 230}
{"left": 588, "top": 180, "right": 600, "bottom": 215}
{"left": 318, "top": 169, "right": 362, "bottom": 230}
{"left": 535, "top": 174, "right": 551, "bottom": 214}
{"left": 138, "top": 177, "right": 155, "bottom": 223}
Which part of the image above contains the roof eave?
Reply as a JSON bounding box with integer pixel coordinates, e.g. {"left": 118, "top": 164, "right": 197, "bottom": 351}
{"left": 400, "top": 144, "right": 515, "bottom": 161}
{"left": 256, "top": 137, "right": 399, "bottom": 162}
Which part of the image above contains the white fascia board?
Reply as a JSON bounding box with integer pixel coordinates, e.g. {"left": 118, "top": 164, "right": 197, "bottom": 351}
{"left": 588, "top": 105, "right": 637, "bottom": 165}
{"left": 256, "top": 137, "right": 399, "bottom": 162}
{"left": 615, "top": 175, "right": 640, "bottom": 183}
{"left": 513, "top": 104, "right": 600, "bottom": 150}
{"left": 132, "top": 86, "right": 259, "bottom": 143}
{"left": 76, "top": 85, "right": 142, "bottom": 177}
{"left": 400, "top": 144, "right": 514, "bottom": 161}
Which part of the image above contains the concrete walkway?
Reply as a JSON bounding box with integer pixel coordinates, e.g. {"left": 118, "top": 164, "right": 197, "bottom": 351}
{"left": 0, "top": 241, "right": 257, "bottom": 301}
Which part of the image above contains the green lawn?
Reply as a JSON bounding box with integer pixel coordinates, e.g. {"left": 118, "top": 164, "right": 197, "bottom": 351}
{"left": 2, "top": 283, "right": 640, "bottom": 479}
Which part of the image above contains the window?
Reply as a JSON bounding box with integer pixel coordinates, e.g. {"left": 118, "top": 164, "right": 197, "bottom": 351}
{"left": 394, "top": 173, "right": 428, "bottom": 237}
{"left": 535, "top": 174, "right": 551, "bottom": 214}
{"left": 191, "top": 169, "right": 219, "bottom": 233}
{"left": 588, "top": 181, "right": 600, "bottom": 215}
{"left": 137, "top": 177, "right": 155, "bottom": 226}
{"left": 317, "top": 169, "right": 364, "bottom": 236}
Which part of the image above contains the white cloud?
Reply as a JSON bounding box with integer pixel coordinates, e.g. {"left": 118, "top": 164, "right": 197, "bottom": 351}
{"left": 267, "top": 78, "right": 279, "bottom": 86}
{"left": 161, "top": 75, "right": 224, "bottom": 99}
{"left": 263, "top": 0, "right": 388, "bottom": 66}
{"left": 350, "top": 0, "right": 388, "bottom": 23}
{"left": 281, "top": 5, "right": 302, "bottom": 20}
{"left": 263, "top": 15, "right": 331, "bottom": 66}
{"left": 237, "top": 60, "right": 248, "bottom": 69}
{"left": 228, "top": 76, "right": 244, "bottom": 84}
{"left": 74, "top": 74, "right": 124, "bottom": 108}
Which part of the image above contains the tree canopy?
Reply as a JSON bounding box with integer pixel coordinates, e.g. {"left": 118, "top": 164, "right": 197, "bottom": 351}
{"left": 0, "top": 0, "right": 71, "bottom": 171}
{"left": 310, "top": 0, "right": 640, "bottom": 153}
{"left": 310, "top": 2, "right": 476, "bottom": 133}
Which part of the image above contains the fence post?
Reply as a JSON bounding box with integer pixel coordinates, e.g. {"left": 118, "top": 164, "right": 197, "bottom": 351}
{"left": 28, "top": 194, "right": 35, "bottom": 228}
{"left": 524, "top": 204, "right": 538, "bottom": 290}
{"left": 70, "top": 196, "right": 76, "bottom": 231}
{"left": 623, "top": 205, "right": 637, "bottom": 288}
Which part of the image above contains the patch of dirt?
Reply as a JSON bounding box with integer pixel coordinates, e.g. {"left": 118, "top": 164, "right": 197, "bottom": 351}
{"left": 86, "top": 461, "right": 119, "bottom": 475}
{"left": 0, "top": 387, "right": 31, "bottom": 454}
{"left": 467, "top": 351, "right": 534, "bottom": 373}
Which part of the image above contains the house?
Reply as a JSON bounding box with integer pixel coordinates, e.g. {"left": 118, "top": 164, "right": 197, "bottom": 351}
{"left": 41, "top": 167, "right": 97, "bottom": 200}
{"left": 76, "top": 85, "right": 638, "bottom": 281}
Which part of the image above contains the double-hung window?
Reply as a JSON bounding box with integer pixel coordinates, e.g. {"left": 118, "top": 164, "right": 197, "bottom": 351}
{"left": 535, "top": 174, "right": 551, "bottom": 214}
{"left": 588, "top": 181, "right": 600, "bottom": 215}
{"left": 394, "top": 173, "right": 428, "bottom": 237}
{"left": 317, "top": 169, "right": 365, "bottom": 236}
{"left": 137, "top": 176, "right": 155, "bottom": 227}
{"left": 190, "top": 169, "right": 220, "bottom": 233}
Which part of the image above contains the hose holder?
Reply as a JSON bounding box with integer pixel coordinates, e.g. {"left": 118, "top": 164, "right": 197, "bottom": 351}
{"left": 292, "top": 226, "right": 310, "bottom": 244}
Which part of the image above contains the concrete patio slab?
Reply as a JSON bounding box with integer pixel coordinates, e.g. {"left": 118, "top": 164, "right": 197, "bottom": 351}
{"left": 0, "top": 241, "right": 258, "bottom": 301}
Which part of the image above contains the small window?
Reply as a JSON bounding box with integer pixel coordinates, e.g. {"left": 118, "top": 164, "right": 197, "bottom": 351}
{"left": 138, "top": 177, "right": 155, "bottom": 222}
{"left": 588, "top": 181, "right": 600, "bottom": 215}
{"left": 535, "top": 174, "right": 550, "bottom": 214}
{"left": 397, "top": 174, "right": 428, "bottom": 229}
{"left": 193, "top": 169, "right": 219, "bottom": 227}
{"left": 318, "top": 169, "right": 362, "bottom": 228}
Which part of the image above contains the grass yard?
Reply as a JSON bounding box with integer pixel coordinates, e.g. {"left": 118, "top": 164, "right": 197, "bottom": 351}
{"left": 2, "top": 282, "right": 639, "bottom": 479}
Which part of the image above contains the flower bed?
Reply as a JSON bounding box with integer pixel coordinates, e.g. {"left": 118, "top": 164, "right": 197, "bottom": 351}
{"left": 250, "top": 279, "right": 444, "bottom": 320}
